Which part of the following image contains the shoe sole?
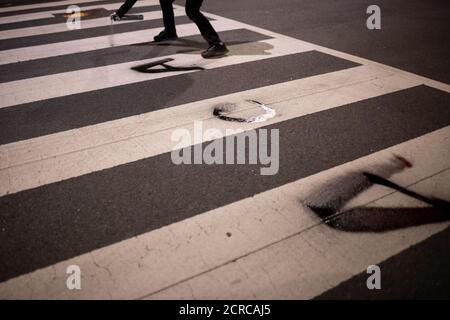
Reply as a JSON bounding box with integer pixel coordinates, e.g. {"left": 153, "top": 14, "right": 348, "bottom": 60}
{"left": 201, "top": 50, "right": 229, "bottom": 59}
{"left": 153, "top": 37, "right": 178, "bottom": 43}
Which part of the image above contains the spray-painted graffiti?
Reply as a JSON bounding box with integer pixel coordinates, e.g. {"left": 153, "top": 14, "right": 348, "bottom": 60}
{"left": 213, "top": 100, "right": 276, "bottom": 123}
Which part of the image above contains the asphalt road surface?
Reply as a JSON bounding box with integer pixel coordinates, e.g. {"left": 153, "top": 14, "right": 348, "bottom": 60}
{"left": 0, "top": 0, "right": 449, "bottom": 299}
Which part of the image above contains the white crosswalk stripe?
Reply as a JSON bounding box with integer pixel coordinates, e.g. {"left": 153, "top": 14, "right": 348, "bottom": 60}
{"left": 1, "top": 127, "right": 449, "bottom": 299}
{"left": 0, "top": 0, "right": 118, "bottom": 13}
{"left": 0, "top": 8, "right": 183, "bottom": 40}
{"left": 0, "top": 19, "right": 243, "bottom": 65}
{"left": 0, "top": 0, "right": 449, "bottom": 300}
{"left": 0, "top": 69, "right": 421, "bottom": 196}
{"left": 0, "top": 37, "right": 312, "bottom": 108}
{"left": 0, "top": 0, "right": 159, "bottom": 24}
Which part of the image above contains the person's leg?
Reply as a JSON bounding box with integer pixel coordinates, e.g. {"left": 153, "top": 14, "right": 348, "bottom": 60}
{"left": 154, "top": 0, "right": 178, "bottom": 41}
{"left": 185, "top": 0, "right": 221, "bottom": 45}
{"left": 116, "top": 0, "right": 138, "bottom": 17}
{"left": 185, "top": 0, "right": 228, "bottom": 58}
{"left": 159, "top": 0, "right": 177, "bottom": 34}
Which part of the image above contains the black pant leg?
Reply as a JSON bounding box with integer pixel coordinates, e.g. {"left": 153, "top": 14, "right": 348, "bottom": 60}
{"left": 185, "top": 0, "right": 221, "bottom": 45}
{"left": 159, "top": 0, "right": 177, "bottom": 34}
{"left": 116, "top": 0, "right": 138, "bottom": 17}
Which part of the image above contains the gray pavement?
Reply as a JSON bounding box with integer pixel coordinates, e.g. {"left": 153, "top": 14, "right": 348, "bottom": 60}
{"left": 0, "top": 0, "right": 448, "bottom": 299}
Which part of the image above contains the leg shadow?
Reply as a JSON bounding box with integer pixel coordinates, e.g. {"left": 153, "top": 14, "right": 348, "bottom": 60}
{"left": 304, "top": 155, "right": 450, "bottom": 233}
{"left": 131, "top": 58, "right": 204, "bottom": 73}
{"left": 324, "top": 206, "right": 450, "bottom": 232}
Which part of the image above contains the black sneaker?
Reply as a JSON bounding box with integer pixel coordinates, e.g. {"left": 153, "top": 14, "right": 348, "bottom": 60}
{"left": 153, "top": 30, "right": 178, "bottom": 42}
{"left": 201, "top": 43, "right": 229, "bottom": 59}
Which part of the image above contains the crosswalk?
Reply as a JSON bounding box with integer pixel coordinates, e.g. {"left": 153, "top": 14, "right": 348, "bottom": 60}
{"left": 0, "top": 0, "right": 449, "bottom": 299}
